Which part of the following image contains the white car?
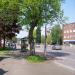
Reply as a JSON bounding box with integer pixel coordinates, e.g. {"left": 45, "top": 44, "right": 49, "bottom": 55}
{"left": 52, "top": 45, "right": 62, "bottom": 50}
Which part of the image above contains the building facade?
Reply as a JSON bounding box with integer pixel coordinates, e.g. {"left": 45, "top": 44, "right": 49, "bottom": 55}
{"left": 63, "top": 22, "right": 75, "bottom": 44}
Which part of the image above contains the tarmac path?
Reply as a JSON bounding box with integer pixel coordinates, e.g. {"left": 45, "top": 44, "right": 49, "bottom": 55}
{"left": 0, "top": 58, "right": 75, "bottom": 75}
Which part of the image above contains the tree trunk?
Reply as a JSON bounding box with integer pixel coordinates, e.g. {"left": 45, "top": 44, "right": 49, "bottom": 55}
{"left": 3, "top": 35, "right": 5, "bottom": 48}
{"left": 29, "top": 26, "right": 35, "bottom": 55}
{"left": 0, "top": 37, "right": 1, "bottom": 47}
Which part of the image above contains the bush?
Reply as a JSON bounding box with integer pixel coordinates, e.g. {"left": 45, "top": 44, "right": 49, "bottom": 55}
{"left": 26, "top": 55, "right": 45, "bottom": 63}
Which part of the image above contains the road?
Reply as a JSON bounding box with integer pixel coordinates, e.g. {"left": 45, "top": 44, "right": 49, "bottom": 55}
{"left": 35, "top": 45, "right": 75, "bottom": 70}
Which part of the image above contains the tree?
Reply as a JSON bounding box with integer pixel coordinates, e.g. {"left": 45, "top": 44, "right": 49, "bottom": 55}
{"left": 41, "top": 35, "right": 45, "bottom": 44}
{"left": 0, "top": 20, "right": 21, "bottom": 47}
{"left": 20, "top": 0, "right": 63, "bottom": 55}
{"left": 33, "top": 26, "right": 41, "bottom": 44}
{"left": 46, "top": 34, "right": 52, "bottom": 44}
{"left": 0, "top": 0, "right": 21, "bottom": 47}
{"left": 51, "top": 25, "right": 62, "bottom": 45}
{"left": 36, "top": 25, "right": 41, "bottom": 44}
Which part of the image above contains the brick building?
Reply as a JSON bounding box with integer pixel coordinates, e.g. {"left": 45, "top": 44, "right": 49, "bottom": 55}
{"left": 63, "top": 22, "right": 75, "bottom": 44}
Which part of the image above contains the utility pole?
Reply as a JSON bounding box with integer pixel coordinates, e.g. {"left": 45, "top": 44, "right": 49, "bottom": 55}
{"left": 44, "top": 0, "right": 47, "bottom": 56}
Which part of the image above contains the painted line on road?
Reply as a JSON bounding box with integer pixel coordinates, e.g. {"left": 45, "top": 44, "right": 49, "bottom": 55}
{"left": 54, "top": 61, "right": 75, "bottom": 71}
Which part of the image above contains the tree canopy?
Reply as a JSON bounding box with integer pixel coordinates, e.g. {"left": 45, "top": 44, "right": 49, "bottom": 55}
{"left": 20, "top": 0, "right": 62, "bottom": 25}
{"left": 0, "top": 0, "right": 21, "bottom": 47}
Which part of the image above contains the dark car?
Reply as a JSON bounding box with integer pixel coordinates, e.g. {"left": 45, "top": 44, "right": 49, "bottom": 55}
{"left": 52, "top": 44, "right": 62, "bottom": 50}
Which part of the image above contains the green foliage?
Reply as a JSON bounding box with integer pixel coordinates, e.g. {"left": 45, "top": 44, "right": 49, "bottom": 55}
{"left": 46, "top": 34, "right": 52, "bottom": 44}
{"left": 20, "top": 0, "right": 62, "bottom": 26}
{"left": 41, "top": 34, "right": 52, "bottom": 44}
{"left": 0, "top": 51, "right": 9, "bottom": 56}
{"left": 0, "top": 0, "right": 20, "bottom": 29}
{"left": 0, "top": 47, "right": 9, "bottom": 51}
{"left": 0, "top": 0, "right": 20, "bottom": 24}
{"left": 0, "top": 47, "right": 9, "bottom": 56}
{"left": 0, "top": 0, "right": 21, "bottom": 47}
{"left": 36, "top": 26, "right": 41, "bottom": 43}
{"left": 51, "top": 25, "right": 62, "bottom": 44}
{"left": 26, "top": 55, "right": 45, "bottom": 63}
{"left": 41, "top": 35, "right": 45, "bottom": 44}
{"left": 33, "top": 26, "right": 41, "bottom": 44}
{"left": 33, "top": 28, "right": 36, "bottom": 39}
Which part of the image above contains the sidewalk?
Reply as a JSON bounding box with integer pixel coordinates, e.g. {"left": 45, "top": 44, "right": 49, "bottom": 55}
{"left": 0, "top": 58, "right": 75, "bottom": 75}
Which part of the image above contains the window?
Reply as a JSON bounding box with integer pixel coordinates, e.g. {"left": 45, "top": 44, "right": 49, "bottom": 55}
{"left": 67, "top": 30, "right": 69, "bottom": 33}
{"left": 70, "top": 30, "right": 72, "bottom": 33}
{"left": 67, "top": 36, "right": 69, "bottom": 38}
{"left": 64, "top": 31, "right": 66, "bottom": 33}
{"left": 64, "top": 36, "right": 66, "bottom": 38}
{"left": 73, "top": 30, "right": 75, "bottom": 32}
{"left": 70, "top": 35, "right": 72, "bottom": 38}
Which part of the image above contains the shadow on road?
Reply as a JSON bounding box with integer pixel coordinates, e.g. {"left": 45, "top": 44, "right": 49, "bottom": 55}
{"left": 7, "top": 50, "right": 30, "bottom": 60}
{"left": 47, "top": 52, "right": 70, "bottom": 57}
{"left": 0, "top": 68, "right": 7, "bottom": 75}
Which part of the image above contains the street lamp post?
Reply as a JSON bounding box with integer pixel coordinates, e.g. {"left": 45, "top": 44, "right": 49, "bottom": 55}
{"left": 44, "top": 24, "right": 47, "bottom": 56}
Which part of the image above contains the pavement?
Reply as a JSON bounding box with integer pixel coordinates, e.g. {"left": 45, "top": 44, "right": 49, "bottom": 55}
{"left": 0, "top": 58, "right": 75, "bottom": 75}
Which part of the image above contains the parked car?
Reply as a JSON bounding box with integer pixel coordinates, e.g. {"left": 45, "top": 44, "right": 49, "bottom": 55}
{"left": 6, "top": 42, "right": 16, "bottom": 49}
{"left": 52, "top": 44, "right": 62, "bottom": 50}
{"left": 35, "top": 43, "right": 40, "bottom": 48}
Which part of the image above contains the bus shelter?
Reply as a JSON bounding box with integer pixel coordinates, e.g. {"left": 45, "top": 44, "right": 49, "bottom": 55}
{"left": 21, "top": 37, "right": 28, "bottom": 52}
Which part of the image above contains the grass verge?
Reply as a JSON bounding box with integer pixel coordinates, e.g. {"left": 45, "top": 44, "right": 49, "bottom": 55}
{"left": 0, "top": 47, "right": 10, "bottom": 51}
{"left": 0, "top": 47, "right": 10, "bottom": 56}
{"left": 26, "top": 55, "right": 46, "bottom": 63}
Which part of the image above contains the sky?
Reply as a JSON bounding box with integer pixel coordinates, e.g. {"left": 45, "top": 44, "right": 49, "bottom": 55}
{"left": 17, "top": 0, "right": 75, "bottom": 38}
{"left": 62, "top": 0, "right": 75, "bottom": 23}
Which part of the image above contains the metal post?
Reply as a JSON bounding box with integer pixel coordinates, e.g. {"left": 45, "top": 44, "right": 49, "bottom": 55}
{"left": 44, "top": 24, "right": 47, "bottom": 56}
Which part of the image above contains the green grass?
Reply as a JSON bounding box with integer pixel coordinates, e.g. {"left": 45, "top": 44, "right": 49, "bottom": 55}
{"left": 0, "top": 51, "right": 9, "bottom": 57}
{"left": 26, "top": 55, "right": 46, "bottom": 63}
{"left": 0, "top": 47, "right": 10, "bottom": 56}
{"left": 0, "top": 47, "right": 10, "bottom": 51}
